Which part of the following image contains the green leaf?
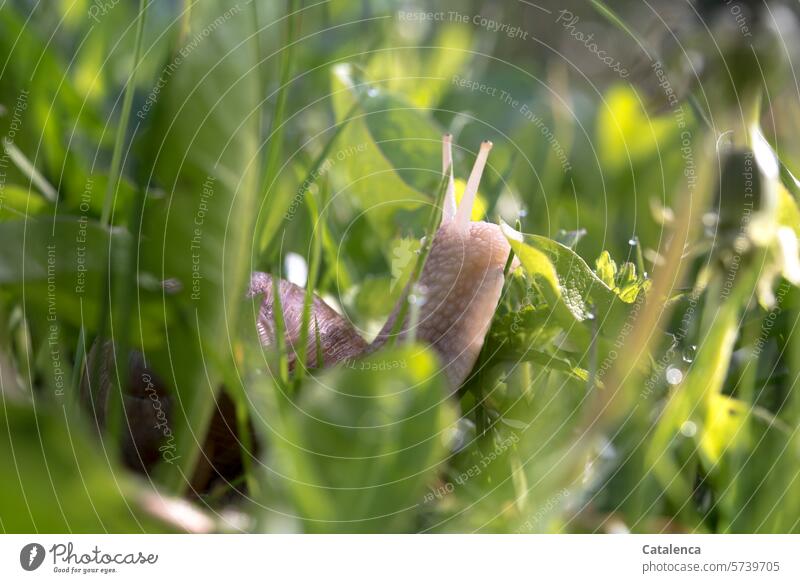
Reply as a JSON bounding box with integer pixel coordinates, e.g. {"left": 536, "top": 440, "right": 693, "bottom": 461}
{"left": 138, "top": 3, "right": 262, "bottom": 491}
{"left": 0, "top": 401, "right": 171, "bottom": 532}
{"left": 700, "top": 394, "right": 750, "bottom": 467}
{"left": 364, "top": 26, "right": 472, "bottom": 109}
{"left": 0, "top": 185, "right": 49, "bottom": 220}
{"left": 502, "top": 222, "right": 620, "bottom": 322}
{"left": 777, "top": 183, "right": 800, "bottom": 238}
{"left": 0, "top": 217, "right": 122, "bottom": 284}
{"left": 596, "top": 85, "right": 677, "bottom": 168}
{"left": 272, "top": 344, "right": 456, "bottom": 532}
{"left": 616, "top": 262, "right": 646, "bottom": 302}
{"left": 595, "top": 250, "right": 617, "bottom": 288}
{"left": 361, "top": 92, "right": 442, "bottom": 195}
{"left": 0, "top": 6, "right": 107, "bottom": 203}
{"left": 329, "top": 64, "right": 442, "bottom": 225}
{"left": 0, "top": 217, "right": 166, "bottom": 340}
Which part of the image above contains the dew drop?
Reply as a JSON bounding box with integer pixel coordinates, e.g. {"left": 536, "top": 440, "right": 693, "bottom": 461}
{"left": 518, "top": 208, "right": 528, "bottom": 219}
{"left": 666, "top": 366, "right": 684, "bottom": 385}
{"left": 409, "top": 284, "right": 428, "bottom": 306}
{"left": 679, "top": 420, "right": 697, "bottom": 437}
{"left": 367, "top": 87, "right": 379, "bottom": 97}
{"left": 161, "top": 277, "right": 183, "bottom": 294}
{"left": 702, "top": 212, "right": 719, "bottom": 228}
{"left": 628, "top": 237, "right": 638, "bottom": 246}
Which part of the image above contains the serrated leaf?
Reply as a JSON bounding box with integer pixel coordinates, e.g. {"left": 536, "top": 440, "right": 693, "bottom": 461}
{"left": 502, "top": 222, "right": 619, "bottom": 322}
{"left": 595, "top": 250, "right": 617, "bottom": 288}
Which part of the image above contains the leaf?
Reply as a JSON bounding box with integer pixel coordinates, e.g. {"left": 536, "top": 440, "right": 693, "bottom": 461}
{"left": 137, "top": 2, "right": 262, "bottom": 490}
{"left": 644, "top": 285, "right": 743, "bottom": 525}
{"left": 595, "top": 250, "right": 617, "bottom": 288}
{"left": 700, "top": 394, "right": 749, "bottom": 467}
{"left": 0, "top": 217, "right": 122, "bottom": 284}
{"left": 777, "top": 183, "right": 800, "bottom": 238}
{"left": 597, "top": 85, "right": 677, "bottom": 168}
{"left": 0, "top": 6, "right": 107, "bottom": 203}
{"left": 616, "top": 262, "right": 646, "bottom": 302}
{"left": 361, "top": 92, "right": 442, "bottom": 195}
{"left": 502, "top": 222, "right": 621, "bottom": 322}
{"left": 329, "top": 64, "right": 442, "bottom": 226}
{"left": 272, "top": 344, "right": 456, "bottom": 533}
{"left": 365, "top": 25, "right": 472, "bottom": 109}
{"left": 0, "top": 401, "right": 171, "bottom": 532}
{"left": 0, "top": 217, "right": 166, "bottom": 339}
{"left": 0, "top": 185, "right": 49, "bottom": 220}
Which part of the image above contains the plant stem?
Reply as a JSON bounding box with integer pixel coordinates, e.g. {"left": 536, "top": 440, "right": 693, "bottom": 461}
{"left": 387, "top": 170, "right": 450, "bottom": 345}
{"left": 90, "top": 0, "right": 149, "bottom": 450}
{"left": 256, "top": 0, "right": 298, "bottom": 255}
{"left": 100, "top": 0, "right": 148, "bottom": 227}
{"left": 294, "top": 181, "right": 323, "bottom": 389}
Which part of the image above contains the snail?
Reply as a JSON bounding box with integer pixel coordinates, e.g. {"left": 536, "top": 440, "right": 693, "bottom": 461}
{"left": 251, "top": 136, "right": 510, "bottom": 387}
{"left": 83, "top": 136, "right": 513, "bottom": 491}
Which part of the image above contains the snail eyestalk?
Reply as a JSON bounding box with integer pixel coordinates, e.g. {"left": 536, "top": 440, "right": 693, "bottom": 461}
{"left": 442, "top": 133, "right": 456, "bottom": 222}
{"left": 454, "top": 140, "right": 493, "bottom": 232}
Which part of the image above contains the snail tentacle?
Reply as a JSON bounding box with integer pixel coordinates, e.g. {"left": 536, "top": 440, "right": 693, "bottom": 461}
{"left": 442, "top": 133, "right": 457, "bottom": 222}
{"left": 453, "top": 140, "right": 493, "bottom": 232}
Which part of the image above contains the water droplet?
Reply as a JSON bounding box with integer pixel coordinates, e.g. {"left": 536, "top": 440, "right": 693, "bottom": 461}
{"left": 367, "top": 87, "right": 379, "bottom": 97}
{"left": 518, "top": 208, "right": 528, "bottom": 218}
{"left": 702, "top": 212, "right": 719, "bottom": 228}
{"left": 679, "top": 420, "right": 697, "bottom": 437}
{"left": 666, "top": 366, "right": 684, "bottom": 385}
{"left": 628, "top": 237, "right": 638, "bottom": 246}
{"left": 582, "top": 460, "right": 593, "bottom": 484}
{"left": 161, "top": 277, "right": 183, "bottom": 294}
{"left": 448, "top": 418, "right": 476, "bottom": 453}
{"left": 681, "top": 345, "right": 696, "bottom": 363}
{"left": 409, "top": 284, "right": 428, "bottom": 306}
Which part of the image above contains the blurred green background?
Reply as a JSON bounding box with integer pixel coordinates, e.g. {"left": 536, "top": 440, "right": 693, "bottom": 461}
{"left": 1, "top": 0, "right": 800, "bottom": 533}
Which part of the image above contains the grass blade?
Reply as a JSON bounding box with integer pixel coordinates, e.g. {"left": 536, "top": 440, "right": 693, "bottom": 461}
{"left": 387, "top": 169, "right": 450, "bottom": 345}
